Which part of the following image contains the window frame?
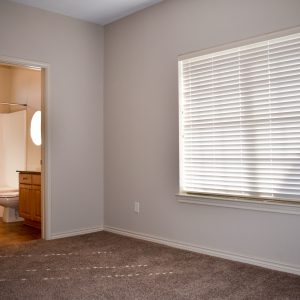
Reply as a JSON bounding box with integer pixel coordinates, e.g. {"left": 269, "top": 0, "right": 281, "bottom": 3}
{"left": 177, "top": 26, "right": 300, "bottom": 210}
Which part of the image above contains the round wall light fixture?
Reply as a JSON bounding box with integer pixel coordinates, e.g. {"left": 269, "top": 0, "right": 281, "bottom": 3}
{"left": 30, "top": 110, "right": 41, "bottom": 146}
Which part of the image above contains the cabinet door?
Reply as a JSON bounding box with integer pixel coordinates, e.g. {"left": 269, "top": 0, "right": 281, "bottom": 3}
{"left": 30, "top": 185, "right": 41, "bottom": 222}
{"left": 19, "top": 184, "right": 31, "bottom": 219}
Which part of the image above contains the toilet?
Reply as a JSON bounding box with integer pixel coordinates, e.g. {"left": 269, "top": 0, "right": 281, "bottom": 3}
{"left": 0, "top": 188, "right": 24, "bottom": 223}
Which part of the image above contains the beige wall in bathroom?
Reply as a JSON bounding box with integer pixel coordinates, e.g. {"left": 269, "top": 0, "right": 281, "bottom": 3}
{"left": 0, "top": 65, "right": 10, "bottom": 216}
{"left": 10, "top": 67, "right": 42, "bottom": 171}
{"left": 0, "top": 65, "right": 42, "bottom": 172}
{"left": 0, "top": 66, "right": 11, "bottom": 113}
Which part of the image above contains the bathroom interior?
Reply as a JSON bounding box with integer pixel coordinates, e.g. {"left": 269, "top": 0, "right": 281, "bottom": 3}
{"left": 0, "top": 63, "right": 42, "bottom": 245}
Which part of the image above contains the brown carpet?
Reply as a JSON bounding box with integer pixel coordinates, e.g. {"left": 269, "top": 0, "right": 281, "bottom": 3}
{"left": 0, "top": 231, "right": 299, "bottom": 300}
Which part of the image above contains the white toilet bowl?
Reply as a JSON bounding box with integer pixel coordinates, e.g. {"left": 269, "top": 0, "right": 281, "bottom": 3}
{"left": 0, "top": 189, "right": 24, "bottom": 223}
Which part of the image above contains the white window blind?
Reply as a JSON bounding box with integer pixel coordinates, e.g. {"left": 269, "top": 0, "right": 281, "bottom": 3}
{"left": 179, "top": 31, "right": 300, "bottom": 202}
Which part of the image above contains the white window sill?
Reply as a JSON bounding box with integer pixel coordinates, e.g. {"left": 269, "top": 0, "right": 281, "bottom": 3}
{"left": 176, "top": 193, "right": 300, "bottom": 215}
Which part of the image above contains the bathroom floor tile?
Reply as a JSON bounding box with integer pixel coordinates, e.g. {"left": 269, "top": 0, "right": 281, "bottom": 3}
{"left": 0, "top": 217, "right": 41, "bottom": 247}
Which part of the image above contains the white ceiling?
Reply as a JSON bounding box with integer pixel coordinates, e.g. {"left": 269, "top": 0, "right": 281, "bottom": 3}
{"left": 9, "top": 0, "right": 162, "bottom": 25}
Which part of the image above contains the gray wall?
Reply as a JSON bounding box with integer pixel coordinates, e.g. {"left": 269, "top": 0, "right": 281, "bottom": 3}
{"left": 104, "top": 0, "right": 300, "bottom": 269}
{"left": 0, "top": 0, "right": 104, "bottom": 236}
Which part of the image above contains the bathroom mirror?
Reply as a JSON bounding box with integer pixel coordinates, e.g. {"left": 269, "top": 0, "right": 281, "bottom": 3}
{"left": 30, "top": 110, "right": 41, "bottom": 146}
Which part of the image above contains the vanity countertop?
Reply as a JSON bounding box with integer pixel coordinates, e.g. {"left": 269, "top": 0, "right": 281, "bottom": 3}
{"left": 16, "top": 170, "right": 41, "bottom": 174}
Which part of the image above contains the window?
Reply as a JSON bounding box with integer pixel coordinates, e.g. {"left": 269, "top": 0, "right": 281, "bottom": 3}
{"left": 178, "top": 30, "right": 300, "bottom": 203}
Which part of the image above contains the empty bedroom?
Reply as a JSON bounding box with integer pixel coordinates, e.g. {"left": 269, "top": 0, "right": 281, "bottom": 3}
{"left": 0, "top": 0, "right": 299, "bottom": 299}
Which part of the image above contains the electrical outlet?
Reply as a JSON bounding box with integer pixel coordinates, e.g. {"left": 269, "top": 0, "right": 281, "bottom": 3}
{"left": 134, "top": 202, "right": 140, "bottom": 214}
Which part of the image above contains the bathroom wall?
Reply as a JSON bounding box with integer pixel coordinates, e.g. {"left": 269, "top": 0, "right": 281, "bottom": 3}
{"left": 0, "top": 65, "right": 11, "bottom": 217}
{"left": 0, "top": 66, "right": 11, "bottom": 113}
{"left": 0, "top": 66, "right": 10, "bottom": 191}
{"left": 0, "top": 65, "right": 41, "bottom": 172}
{"left": 10, "top": 67, "right": 42, "bottom": 171}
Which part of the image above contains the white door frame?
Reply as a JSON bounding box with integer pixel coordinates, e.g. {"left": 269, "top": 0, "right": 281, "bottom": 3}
{"left": 0, "top": 55, "right": 51, "bottom": 240}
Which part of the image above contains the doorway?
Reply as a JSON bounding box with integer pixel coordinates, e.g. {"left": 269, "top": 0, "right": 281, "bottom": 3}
{"left": 0, "top": 56, "right": 49, "bottom": 241}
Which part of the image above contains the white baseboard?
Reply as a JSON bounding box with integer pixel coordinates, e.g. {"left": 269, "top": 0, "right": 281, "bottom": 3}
{"left": 51, "top": 226, "right": 103, "bottom": 239}
{"left": 104, "top": 225, "right": 300, "bottom": 276}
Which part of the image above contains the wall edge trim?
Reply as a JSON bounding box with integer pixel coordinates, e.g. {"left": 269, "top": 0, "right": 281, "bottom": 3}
{"left": 104, "top": 225, "right": 300, "bottom": 276}
{"left": 51, "top": 226, "right": 103, "bottom": 239}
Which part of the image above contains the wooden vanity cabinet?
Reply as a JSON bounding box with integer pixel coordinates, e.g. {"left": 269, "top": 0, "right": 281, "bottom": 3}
{"left": 18, "top": 172, "right": 41, "bottom": 229}
{"left": 19, "top": 185, "right": 31, "bottom": 220}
